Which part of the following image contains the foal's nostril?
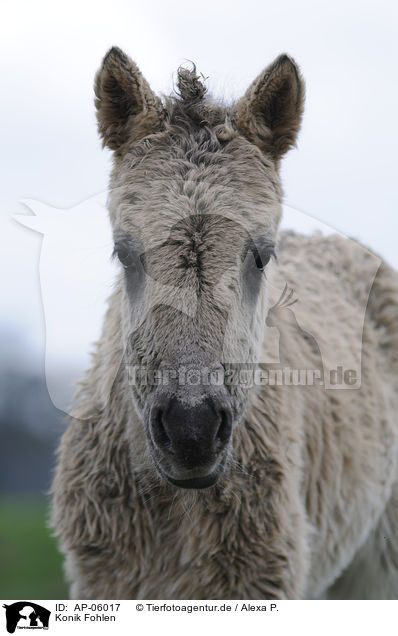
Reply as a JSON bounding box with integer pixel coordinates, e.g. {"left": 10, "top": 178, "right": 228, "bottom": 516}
{"left": 215, "top": 409, "right": 232, "bottom": 450}
{"left": 151, "top": 408, "right": 174, "bottom": 453}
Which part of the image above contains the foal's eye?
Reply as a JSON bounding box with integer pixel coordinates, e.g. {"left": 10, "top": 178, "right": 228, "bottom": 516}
{"left": 250, "top": 245, "right": 274, "bottom": 272}
{"left": 113, "top": 245, "right": 139, "bottom": 270}
{"left": 118, "top": 248, "right": 134, "bottom": 269}
{"left": 112, "top": 233, "right": 146, "bottom": 301}
{"left": 241, "top": 240, "right": 275, "bottom": 277}
{"left": 254, "top": 251, "right": 272, "bottom": 271}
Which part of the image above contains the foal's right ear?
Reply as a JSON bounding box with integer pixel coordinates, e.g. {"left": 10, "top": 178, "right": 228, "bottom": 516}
{"left": 94, "top": 47, "right": 164, "bottom": 153}
{"left": 236, "top": 54, "right": 305, "bottom": 161}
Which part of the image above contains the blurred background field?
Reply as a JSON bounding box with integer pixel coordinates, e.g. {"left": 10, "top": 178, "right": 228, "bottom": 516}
{"left": 0, "top": 499, "right": 68, "bottom": 598}
{"left": 0, "top": 331, "right": 68, "bottom": 599}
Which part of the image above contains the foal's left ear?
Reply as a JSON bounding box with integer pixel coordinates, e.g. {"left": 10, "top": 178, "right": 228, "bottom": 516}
{"left": 94, "top": 47, "right": 164, "bottom": 153}
{"left": 236, "top": 54, "right": 305, "bottom": 160}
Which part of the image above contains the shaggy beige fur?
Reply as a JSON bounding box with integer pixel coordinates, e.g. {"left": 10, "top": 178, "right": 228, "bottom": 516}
{"left": 51, "top": 48, "right": 398, "bottom": 599}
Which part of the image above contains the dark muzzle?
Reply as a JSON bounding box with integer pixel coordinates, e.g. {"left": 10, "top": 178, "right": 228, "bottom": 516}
{"left": 149, "top": 392, "right": 233, "bottom": 488}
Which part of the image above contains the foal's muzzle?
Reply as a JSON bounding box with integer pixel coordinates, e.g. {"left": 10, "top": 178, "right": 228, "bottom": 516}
{"left": 149, "top": 393, "right": 233, "bottom": 488}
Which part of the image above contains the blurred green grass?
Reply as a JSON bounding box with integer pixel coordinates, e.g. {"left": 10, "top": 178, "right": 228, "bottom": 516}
{"left": 0, "top": 498, "right": 68, "bottom": 599}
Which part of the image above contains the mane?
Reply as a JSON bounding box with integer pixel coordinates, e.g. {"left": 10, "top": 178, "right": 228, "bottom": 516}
{"left": 163, "top": 65, "right": 230, "bottom": 135}
{"left": 176, "top": 64, "right": 208, "bottom": 103}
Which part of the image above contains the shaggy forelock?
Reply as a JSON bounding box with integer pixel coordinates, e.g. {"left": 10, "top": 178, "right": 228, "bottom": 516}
{"left": 169, "top": 65, "right": 225, "bottom": 128}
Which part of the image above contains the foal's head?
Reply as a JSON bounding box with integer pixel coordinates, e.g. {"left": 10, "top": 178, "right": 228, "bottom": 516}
{"left": 95, "top": 47, "right": 304, "bottom": 488}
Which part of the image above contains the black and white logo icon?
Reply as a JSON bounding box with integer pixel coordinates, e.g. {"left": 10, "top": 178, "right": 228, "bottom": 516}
{"left": 2, "top": 602, "right": 50, "bottom": 633}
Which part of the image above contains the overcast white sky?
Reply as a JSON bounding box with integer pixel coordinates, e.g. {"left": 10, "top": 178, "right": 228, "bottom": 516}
{"left": 1, "top": 0, "right": 397, "bottom": 376}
